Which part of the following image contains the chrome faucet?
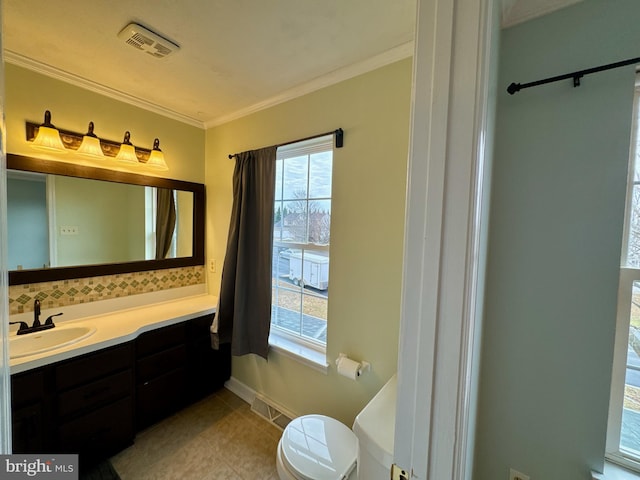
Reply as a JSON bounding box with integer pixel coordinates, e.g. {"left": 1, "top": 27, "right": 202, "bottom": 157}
{"left": 9, "top": 299, "right": 62, "bottom": 335}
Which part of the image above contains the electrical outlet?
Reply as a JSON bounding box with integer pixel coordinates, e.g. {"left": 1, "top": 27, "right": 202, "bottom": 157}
{"left": 209, "top": 259, "right": 216, "bottom": 273}
{"left": 509, "top": 468, "right": 530, "bottom": 480}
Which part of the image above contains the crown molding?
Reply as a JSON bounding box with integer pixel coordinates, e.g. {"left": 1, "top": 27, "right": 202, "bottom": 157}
{"left": 5, "top": 41, "right": 414, "bottom": 131}
{"left": 204, "top": 41, "right": 415, "bottom": 128}
{"left": 4, "top": 50, "right": 206, "bottom": 129}
{"left": 501, "top": 0, "right": 583, "bottom": 28}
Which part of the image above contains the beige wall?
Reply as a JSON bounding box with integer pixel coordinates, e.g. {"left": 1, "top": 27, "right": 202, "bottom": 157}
{"left": 6, "top": 64, "right": 205, "bottom": 183}
{"left": 205, "top": 58, "right": 412, "bottom": 425}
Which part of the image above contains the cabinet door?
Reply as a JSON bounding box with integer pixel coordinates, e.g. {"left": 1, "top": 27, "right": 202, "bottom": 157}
{"left": 186, "top": 315, "right": 231, "bottom": 401}
{"left": 136, "top": 368, "right": 186, "bottom": 430}
{"left": 11, "top": 369, "right": 49, "bottom": 453}
{"left": 12, "top": 403, "right": 44, "bottom": 453}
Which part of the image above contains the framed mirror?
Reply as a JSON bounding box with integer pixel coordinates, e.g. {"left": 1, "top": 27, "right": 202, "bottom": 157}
{"left": 7, "top": 153, "right": 205, "bottom": 285}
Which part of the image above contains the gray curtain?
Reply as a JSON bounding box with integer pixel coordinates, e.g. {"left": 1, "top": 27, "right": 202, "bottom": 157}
{"left": 214, "top": 146, "right": 277, "bottom": 358}
{"left": 155, "top": 188, "right": 176, "bottom": 259}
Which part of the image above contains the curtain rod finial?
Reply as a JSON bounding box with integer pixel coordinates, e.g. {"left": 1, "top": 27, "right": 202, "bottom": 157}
{"left": 335, "top": 128, "right": 344, "bottom": 148}
{"left": 507, "top": 82, "right": 521, "bottom": 95}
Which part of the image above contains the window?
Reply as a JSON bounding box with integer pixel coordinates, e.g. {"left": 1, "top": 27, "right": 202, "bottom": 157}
{"left": 608, "top": 78, "right": 640, "bottom": 471}
{"left": 270, "top": 135, "right": 333, "bottom": 353}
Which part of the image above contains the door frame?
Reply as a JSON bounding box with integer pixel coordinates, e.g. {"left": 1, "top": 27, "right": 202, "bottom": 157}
{"left": 0, "top": 0, "right": 13, "bottom": 454}
{"left": 394, "top": 0, "right": 498, "bottom": 478}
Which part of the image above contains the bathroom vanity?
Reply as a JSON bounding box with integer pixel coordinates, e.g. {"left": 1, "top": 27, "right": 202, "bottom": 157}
{"left": 5, "top": 152, "right": 223, "bottom": 468}
{"left": 9, "top": 296, "right": 230, "bottom": 468}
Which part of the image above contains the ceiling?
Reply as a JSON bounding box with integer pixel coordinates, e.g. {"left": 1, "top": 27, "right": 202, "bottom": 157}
{"left": 3, "top": 0, "right": 580, "bottom": 129}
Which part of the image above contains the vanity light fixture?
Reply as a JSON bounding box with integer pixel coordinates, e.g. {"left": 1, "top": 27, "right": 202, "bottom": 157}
{"left": 75, "top": 122, "right": 105, "bottom": 159}
{"left": 30, "top": 110, "right": 67, "bottom": 153}
{"left": 25, "top": 110, "right": 170, "bottom": 170}
{"left": 145, "top": 139, "right": 168, "bottom": 170}
{"left": 115, "top": 131, "right": 139, "bottom": 164}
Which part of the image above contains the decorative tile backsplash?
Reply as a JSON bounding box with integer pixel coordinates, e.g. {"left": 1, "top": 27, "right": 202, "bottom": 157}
{"left": 8, "top": 265, "right": 205, "bottom": 315}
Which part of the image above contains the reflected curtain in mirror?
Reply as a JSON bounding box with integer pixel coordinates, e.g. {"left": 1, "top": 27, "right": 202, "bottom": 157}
{"left": 155, "top": 188, "right": 176, "bottom": 260}
{"left": 213, "top": 146, "right": 277, "bottom": 358}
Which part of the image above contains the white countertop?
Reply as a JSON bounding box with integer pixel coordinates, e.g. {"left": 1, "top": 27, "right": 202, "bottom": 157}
{"left": 10, "top": 291, "right": 217, "bottom": 375}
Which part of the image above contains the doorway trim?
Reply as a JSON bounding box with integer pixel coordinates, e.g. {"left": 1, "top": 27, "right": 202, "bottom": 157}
{"left": 393, "top": 0, "right": 497, "bottom": 477}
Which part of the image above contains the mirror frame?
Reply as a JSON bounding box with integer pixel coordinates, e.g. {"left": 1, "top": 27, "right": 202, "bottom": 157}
{"left": 7, "top": 153, "right": 205, "bottom": 285}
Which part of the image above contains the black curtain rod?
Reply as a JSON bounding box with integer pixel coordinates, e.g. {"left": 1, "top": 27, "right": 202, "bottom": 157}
{"left": 228, "top": 128, "right": 343, "bottom": 159}
{"left": 507, "top": 56, "right": 640, "bottom": 95}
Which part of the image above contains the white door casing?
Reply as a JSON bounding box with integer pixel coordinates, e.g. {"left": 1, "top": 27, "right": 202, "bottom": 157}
{"left": 394, "top": 0, "right": 497, "bottom": 478}
{"left": 0, "top": 0, "right": 13, "bottom": 454}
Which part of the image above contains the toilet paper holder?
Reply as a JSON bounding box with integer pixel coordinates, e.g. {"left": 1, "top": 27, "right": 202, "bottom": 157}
{"left": 336, "top": 353, "right": 371, "bottom": 377}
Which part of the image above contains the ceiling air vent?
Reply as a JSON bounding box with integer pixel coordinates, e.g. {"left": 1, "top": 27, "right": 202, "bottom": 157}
{"left": 117, "top": 23, "right": 180, "bottom": 59}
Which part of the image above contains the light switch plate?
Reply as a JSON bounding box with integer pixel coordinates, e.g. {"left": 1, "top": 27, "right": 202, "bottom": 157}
{"left": 60, "top": 226, "right": 79, "bottom": 235}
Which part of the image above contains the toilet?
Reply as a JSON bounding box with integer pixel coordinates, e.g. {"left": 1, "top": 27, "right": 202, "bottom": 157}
{"left": 276, "top": 375, "right": 397, "bottom": 480}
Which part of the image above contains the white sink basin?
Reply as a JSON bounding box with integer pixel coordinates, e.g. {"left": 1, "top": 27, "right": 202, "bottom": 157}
{"left": 9, "top": 325, "right": 97, "bottom": 359}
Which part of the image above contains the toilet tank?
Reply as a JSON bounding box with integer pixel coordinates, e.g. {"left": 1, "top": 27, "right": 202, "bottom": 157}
{"left": 352, "top": 374, "right": 397, "bottom": 479}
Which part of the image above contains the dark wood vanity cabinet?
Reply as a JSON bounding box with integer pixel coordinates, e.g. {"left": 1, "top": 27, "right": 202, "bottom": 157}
{"left": 11, "top": 368, "right": 50, "bottom": 454}
{"left": 54, "top": 343, "right": 135, "bottom": 464}
{"left": 135, "top": 314, "right": 231, "bottom": 430}
{"left": 186, "top": 314, "right": 231, "bottom": 401}
{"left": 10, "top": 342, "right": 135, "bottom": 468}
{"left": 10, "top": 314, "right": 230, "bottom": 465}
{"left": 135, "top": 322, "right": 188, "bottom": 429}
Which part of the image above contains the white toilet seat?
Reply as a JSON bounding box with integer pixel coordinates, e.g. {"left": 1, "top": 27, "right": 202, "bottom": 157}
{"left": 277, "top": 414, "right": 358, "bottom": 480}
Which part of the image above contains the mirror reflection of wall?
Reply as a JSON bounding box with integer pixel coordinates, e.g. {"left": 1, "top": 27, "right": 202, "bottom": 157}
{"left": 7, "top": 171, "right": 194, "bottom": 272}
{"left": 55, "top": 175, "right": 145, "bottom": 266}
{"left": 7, "top": 171, "right": 49, "bottom": 270}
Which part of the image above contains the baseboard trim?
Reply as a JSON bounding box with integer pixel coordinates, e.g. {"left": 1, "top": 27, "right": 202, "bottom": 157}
{"left": 224, "top": 376, "right": 256, "bottom": 405}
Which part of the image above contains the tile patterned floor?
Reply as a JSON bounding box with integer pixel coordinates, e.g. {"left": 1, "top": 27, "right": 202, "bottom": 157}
{"left": 111, "top": 388, "right": 281, "bottom": 479}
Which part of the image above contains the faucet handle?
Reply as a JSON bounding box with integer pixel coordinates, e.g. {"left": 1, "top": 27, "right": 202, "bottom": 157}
{"left": 9, "top": 321, "right": 29, "bottom": 333}
{"left": 44, "top": 313, "right": 63, "bottom": 326}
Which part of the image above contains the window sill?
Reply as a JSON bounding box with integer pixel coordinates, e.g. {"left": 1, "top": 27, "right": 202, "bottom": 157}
{"left": 593, "top": 461, "right": 640, "bottom": 479}
{"left": 268, "top": 332, "right": 329, "bottom": 374}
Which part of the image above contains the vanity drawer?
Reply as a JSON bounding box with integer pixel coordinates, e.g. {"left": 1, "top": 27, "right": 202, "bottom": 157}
{"left": 57, "top": 369, "right": 133, "bottom": 418}
{"left": 55, "top": 342, "right": 133, "bottom": 391}
{"left": 12, "top": 369, "right": 46, "bottom": 407}
{"left": 136, "top": 344, "right": 186, "bottom": 383}
{"left": 186, "top": 314, "right": 214, "bottom": 338}
{"left": 57, "top": 396, "right": 133, "bottom": 460}
{"left": 136, "top": 322, "right": 185, "bottom": 357}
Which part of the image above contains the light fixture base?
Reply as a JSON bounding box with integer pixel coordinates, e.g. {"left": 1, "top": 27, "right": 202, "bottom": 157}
{"left": 26, "top": 122, "right": 152, "bottom": 162}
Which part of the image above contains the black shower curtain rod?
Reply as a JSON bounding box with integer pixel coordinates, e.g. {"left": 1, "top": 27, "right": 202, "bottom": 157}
{"left": 228, "top": 128, "right": 344, "bottom": 159}
{"left": 507, "top": 56, "right": 640, "bottom": 95}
